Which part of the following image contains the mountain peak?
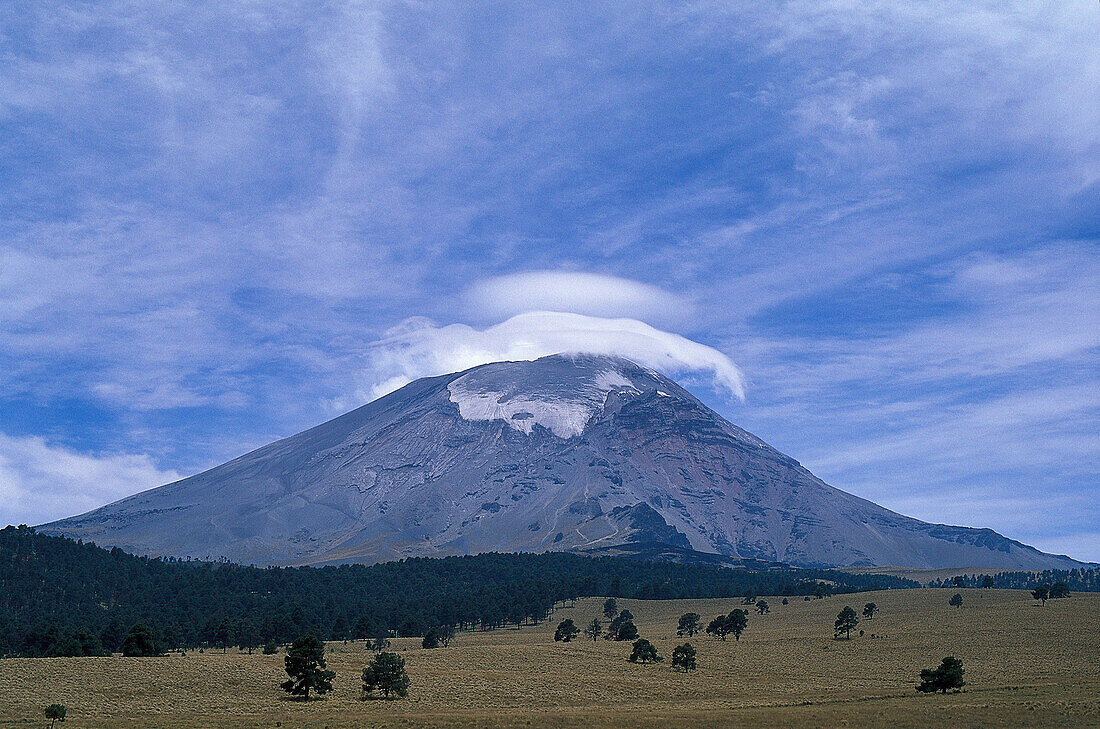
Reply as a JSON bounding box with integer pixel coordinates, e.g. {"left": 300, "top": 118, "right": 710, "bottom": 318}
{"left": 446, "top": 353, "right": 675, "bottom": 438}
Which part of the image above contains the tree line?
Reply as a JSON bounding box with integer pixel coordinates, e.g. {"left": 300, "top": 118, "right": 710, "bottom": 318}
{"left": 0, "top": 525, "right": 916, "bottom": 658}
{"left": 928, "top": 568, "right": 1098, "bottom": 592}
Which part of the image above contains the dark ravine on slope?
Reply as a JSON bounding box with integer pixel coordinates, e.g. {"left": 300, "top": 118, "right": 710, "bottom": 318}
{"left": 41, "top": 354, "right": 1084, "bottom": 570}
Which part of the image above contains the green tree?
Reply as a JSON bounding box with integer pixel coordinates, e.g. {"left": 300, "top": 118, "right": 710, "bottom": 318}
{"left": 371, "top": 629, "right": 390, "bottom": 652}
{"left": 671, "top": 642, "right": 696, "bottom": 671}
{"left": 1050, "top": 582, "right": 1070, "bottom": 599}
{"left": 756, "top": 599, "right": 769, "bottom": 615}
{"left": 262, "top": 641, "right": 278, "bottom": 655}
{"left": 584, "top": 618, "right": 602, "bottom": 642}
{"left": 952, "top": 576, "right": 965, "bottom": 588}
{"left": 705, "top": 615, "right": 729, "bottom": 641}
{"left": 437, "top": 624, "right": 456, "bottom": 647}
{"left": 980, "top": 575, "right": 995, "bottom": 589}
{"left": 122, "top": 624, "right": 160, "bottom": 657}
{"left": 949, "top": 593, "right": 963, "bottom": 609}
{"left": 44, "top": 704, "right": 66, "bottom": 728}
{"left": 235, "top": 618, "right": 260, "bottom": 654}
{"left": 554, "top": 619, "right": 580, "bottom": 642}
{"left": 1032, "top": 585, "right": 1050, "bottom": 605}
{"left": 421, "top": 627, "right": 440, "bottom": 649}
{"left": 677, "top": 613, "right": 701, "bottom": 637}
{"left": 727, "top": 609, "right": 748, "bottom": 641}
{"left": 917, "top": 656, "right": 965, "bottom": 694}
{"left": 362, "top": 651, "right": 409, "bottom": 698}
{"left": 603, "top": 598, "right": 618, "bottom": 619}
{"left": 863, "top": 602, "right": 877, "bottom": 620}
{"left": 613, "top": 619, "right": 638, "bottom": 641}
{"left": 280, "top": 634, "right": 335, "bottom": 701}
{"left": 781, "top": 598, "right": 789, "bottom": 606}
{"left": 628, "top": 638, "right": 661, "bottom": 664}
{"left": 834, "top": 606, "right": 858, "bottom": 639}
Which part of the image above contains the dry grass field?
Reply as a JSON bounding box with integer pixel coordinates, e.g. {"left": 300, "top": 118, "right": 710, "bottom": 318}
{"left": 3, "top": 589, "right": 1098, "bottom": 728}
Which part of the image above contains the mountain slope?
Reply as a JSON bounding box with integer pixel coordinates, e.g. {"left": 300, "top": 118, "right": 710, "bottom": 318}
{"left": 41, "top": 354, "right": 1083, "bottom": 570}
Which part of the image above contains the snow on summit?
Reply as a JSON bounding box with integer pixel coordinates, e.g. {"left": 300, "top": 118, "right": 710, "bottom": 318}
{"left": 447, "top": 354, "right": 643, "bottom": 438}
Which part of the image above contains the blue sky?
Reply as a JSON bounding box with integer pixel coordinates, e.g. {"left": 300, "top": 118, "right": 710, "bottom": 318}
{"left": 1, "top": 1, "right": 1097, "bottom": 561}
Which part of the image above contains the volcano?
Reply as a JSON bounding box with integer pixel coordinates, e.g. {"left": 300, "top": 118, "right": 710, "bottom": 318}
{"left": 41, "top": 354, "right": 1082, "bottom": 570}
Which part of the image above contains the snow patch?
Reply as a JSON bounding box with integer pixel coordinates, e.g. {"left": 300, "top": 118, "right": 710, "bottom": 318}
{"left": 448, "top": 367, "right": 639, "bottom": 438}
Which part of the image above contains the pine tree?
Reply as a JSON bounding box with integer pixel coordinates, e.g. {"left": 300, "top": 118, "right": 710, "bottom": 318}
{"left": 727, "top": 609, "right": 748, "bottom": 641}
{"left": 280, "top": 634, "right": 335, "bottom": 701}
{"left": 756, "top": 599, "right": 769, "bottom": 615}
{"left": 122, "top": 624, "right": 160, "bottom": 657}
{"left": 362, "top": 651, "right": 409, "bottom": 698}
{"left": 917, "top": 656, "right": 965, "bottom": 694}
{"left": 671, "top": 642, "right": 696, "bottom": 671}
{"left": 554, "top": 619, "right": 580, "bottom": 642}
{"left": 584, "top": 618, "right": 602, "bottom": 642}
{"left": 628, "top": 638, "right": 661, "bottom": 664}
{"left": 677, "top": 613, "right": 701, "bottom": 637}
{"left": 44, "top": 704, "right": 66, "bottom": 728}
{"left": 863, "top": 602, "right": 877, "bottom": 620}
{"left": 834, "top": 606, "right": 858, "bottom": 639}
{"left": 603, "top": 598, "right": 618, "bottom": 619}
{"left": 949, "top": 593, "right": 963, "bottom": 609}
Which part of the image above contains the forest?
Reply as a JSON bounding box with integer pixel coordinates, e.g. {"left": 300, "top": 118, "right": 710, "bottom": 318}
{"left": 0, "top": 524, "right": 931, "bottom": 657}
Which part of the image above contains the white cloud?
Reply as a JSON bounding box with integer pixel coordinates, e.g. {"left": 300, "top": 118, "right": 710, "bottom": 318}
{"left": 464, "top": 271, "right": 692, "bottom": 325}
{"left": 352, "top": 311, "right": 745, "bottom": 404}
{"left": 0, "top": 434, "right": 182, "bottom": 527}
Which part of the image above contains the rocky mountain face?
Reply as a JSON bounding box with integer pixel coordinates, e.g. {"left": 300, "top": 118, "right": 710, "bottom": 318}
{"left": 41, "top": 354, "right": 1083, "bottom": 570}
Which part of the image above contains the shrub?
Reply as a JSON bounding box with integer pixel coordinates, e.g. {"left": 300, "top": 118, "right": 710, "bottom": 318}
{"left": 949, "top": 593, "right": 963, "bottom": 609}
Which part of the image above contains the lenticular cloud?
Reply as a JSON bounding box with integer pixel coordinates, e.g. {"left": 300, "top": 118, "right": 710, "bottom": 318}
{"left": 360, "top": 311, "right": 745, "bottom": 402}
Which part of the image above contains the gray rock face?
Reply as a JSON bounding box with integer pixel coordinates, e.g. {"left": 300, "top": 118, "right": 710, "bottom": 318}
{"left": 41, "top": 354, "right": 1083, "bottom": 569}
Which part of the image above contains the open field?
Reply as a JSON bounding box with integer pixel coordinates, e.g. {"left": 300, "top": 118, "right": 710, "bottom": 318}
{"left": 3, "top": 589, "right": 1098, "bottom": 728}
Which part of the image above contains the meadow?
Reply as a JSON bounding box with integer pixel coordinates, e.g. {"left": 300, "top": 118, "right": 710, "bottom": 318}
{"left": 3, "top": 588, "right": 1097, "bottom": 728}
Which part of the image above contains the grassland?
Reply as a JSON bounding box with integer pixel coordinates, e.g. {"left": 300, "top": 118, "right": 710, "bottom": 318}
{"left": 3, "top": 589, "right": 1098, "bottom": 728}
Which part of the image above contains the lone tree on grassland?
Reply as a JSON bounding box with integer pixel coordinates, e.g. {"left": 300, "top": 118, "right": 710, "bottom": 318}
{"left": 678, "top": 613, "right": 701, "bottom": 637}
{"left": 1050, "top": 581, "right": 1070, "bottom": 599}
{"left": 671, "top": 642, "right": 696, "bottom": 672}
{"left": 603, "top": 598, "right": 618, "bottom": 619}
{"left": 281, "top": 634, "right": 335, "bottom": 701}
{"left": 1032, "top": 585, "right": 1050, "bottom": 605}
{"left": 584, "top": 618, "right": 602, "bottom": 642}
{"left": 421, "top": 627, "right": 440, "bottom": 649}
{"left": 756, "top": 599, "right": 769, "bottom": 615}
{"left": 949, "top": 593, "right": 963, "bottom": 609}
{"left": 44, "top": 705, "right": 66, "bottom": 728}
{"left": 362, "top": 651, "right": 409, "bottom": 699}
{"left": 554, "top": 619, "right": 580, "bottom": 642}
{"left": 917, "top": 656, "right": 965, "bottom": 694}
{"left": 863, "top": 602, "right": 877, "bottom": 620}
{"left": 371, "top": 629, "right": 390, "bottom": 652}
{"left": 835, "top": 606, "right": 859, "bottom": 639}
{"left": 628, "top": 638, "right": 662, "bottom": 664}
